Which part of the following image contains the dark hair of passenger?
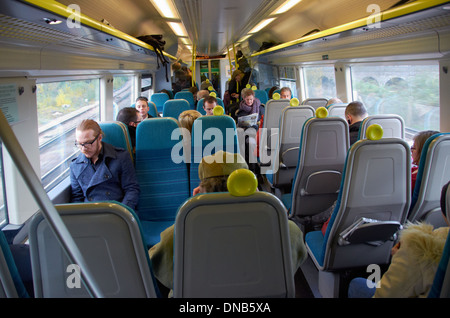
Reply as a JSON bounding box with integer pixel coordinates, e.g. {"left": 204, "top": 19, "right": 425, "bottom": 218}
{"left": 203, "top": 95, "right": 217, "bottom": 105}
{"left": 116, "top": 107, "right": 138, "bottom": 125}
{"left": 345, "top": 101, "right": 368, "bottom": 117}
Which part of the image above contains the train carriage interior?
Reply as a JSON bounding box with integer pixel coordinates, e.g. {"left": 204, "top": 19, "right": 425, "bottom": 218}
{"left": 0, "top": 0, "right": 449, "bottom": 301}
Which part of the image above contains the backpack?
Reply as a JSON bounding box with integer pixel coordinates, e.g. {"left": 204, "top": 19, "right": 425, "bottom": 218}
{"left": 137, "top": 35, "right": 169, "bottom": 81}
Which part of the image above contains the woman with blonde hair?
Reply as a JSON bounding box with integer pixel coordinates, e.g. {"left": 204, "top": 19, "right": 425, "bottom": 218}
{"left": 178, "top": 110, "right": 202, "bottom": 163}
{"left": 411, "top": 130, "right": 440, "bottom": 192}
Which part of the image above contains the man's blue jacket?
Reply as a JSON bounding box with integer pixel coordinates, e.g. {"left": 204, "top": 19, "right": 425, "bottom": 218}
{"left": 70, "top": 142, "right": 140, "bottom": 211}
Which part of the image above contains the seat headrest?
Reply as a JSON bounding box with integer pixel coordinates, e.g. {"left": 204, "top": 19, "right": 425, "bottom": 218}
{"left": 213, "top": 105, "right": 224, "bottom": 116}
{"left": 272, "top": 92, "right": 280, "bottom": 100}
{"left": 227, "top": 168, "right": 258, "bottom": 197}
{"left": 316, "top": 106, "right": 328, "bottom": 118}
{"left": 290, "top": 98, "right": 299, "bottom": 107}
{"left": 366, "top": 124, "right": 383, "bottom": 140}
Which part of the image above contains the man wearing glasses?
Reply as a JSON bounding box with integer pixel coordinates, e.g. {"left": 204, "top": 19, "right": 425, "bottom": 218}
{"left": 70, "top": 119, "right": 140, "bottom": 211}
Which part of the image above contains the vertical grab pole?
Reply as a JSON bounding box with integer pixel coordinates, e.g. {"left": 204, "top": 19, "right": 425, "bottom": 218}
{"left": 192, "top": 43, "right": 196, "bottom": 87}
{"left": 0, "top": 110, "right": 104, "bottom": 298}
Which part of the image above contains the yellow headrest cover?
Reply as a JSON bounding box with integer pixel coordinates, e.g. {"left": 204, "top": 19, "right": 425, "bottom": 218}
{"left": 366, "top": 124, "right": 383, "bottom": 140}
{"left": 290, "top": 98, "right": 299, "bottom": 107}
{"left": 227, "top": 169, "right": 258, "bottom": 197}
{"left": 316, "top": 107, "right": 328, "bottom": 118}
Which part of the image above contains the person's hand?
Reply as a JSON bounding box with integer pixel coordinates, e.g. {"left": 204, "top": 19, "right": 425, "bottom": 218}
{"left": 193, "top": 186, "right": 201, "bottom": 196}
{"left": 391, "top": 242, "right": 401, "bottom": 256}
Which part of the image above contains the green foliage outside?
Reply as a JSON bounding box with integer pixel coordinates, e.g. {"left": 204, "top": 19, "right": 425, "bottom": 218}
{"left": 36, "top": 80, "right": 99, "bottom": 126}
{"left": 353, "top": 66, "right": 439, "bottom": 131}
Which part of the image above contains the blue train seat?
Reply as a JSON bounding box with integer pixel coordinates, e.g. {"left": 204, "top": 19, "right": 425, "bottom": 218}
{"left": 282, "top": 113, "right": 349, "bottom": 232}
{"left": 0, "top": 230, "right": 29, "bottom": 298}
{"left": 174, "top": 91, "right": 195, "bottom": 109}
{"left": 99, "top": 121, "right": 134, "bottom": 162}
{"left": 428, "top": 182, "right": 450, "bottom": 298}
{"left": 162, "top": 99, "right": 190, "bottom": 119}
{"left": 408, "top": 133, "right": 450, "bottom": 227}
{"left": 147, "top": 101, "right": 158, "bottom": 118}
{"left": 305, "top": 127, "right": 410, "bottom": 298}
{"left": 135, "top": 118, "right": 190, "bottom": 247}
{"left": 29, "top": 202, "right": 161, "bottom": 298}
{"left": 150, "top": 93, "right": 170, "bottom": 114}
{"left": 173, "top": 170, "right": 294, "bottom": 298}
{"left": 254, "top": 89, "right": 269, "bottom": 105}
{"left": 189, "top": 116, "right": 239, "bottom": 194}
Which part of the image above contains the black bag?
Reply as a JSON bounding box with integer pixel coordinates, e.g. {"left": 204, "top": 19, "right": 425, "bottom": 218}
{"left": 137, "top": 34, "right": 169, "bottom": 81}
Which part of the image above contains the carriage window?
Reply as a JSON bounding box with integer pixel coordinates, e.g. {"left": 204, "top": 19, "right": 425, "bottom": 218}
{"left": 303, "top": 66, "right": 336, "bottom": 99}
{"left": 140, "top": 73, "right": 153, "bottom": 99}
{"left": 113, "top": 75, "right": 135, "bottom": 119}
{"left": 351, "top": 63, "right": 439, "bottom": 134}
{"left": 279, "top": 66, "right": 297, "bottom": 98}
{"left": 0, "top": 144, "right": 7, "bottom": 226}
{"left": 36, "top": 79, "right": 100, "bottom": 191}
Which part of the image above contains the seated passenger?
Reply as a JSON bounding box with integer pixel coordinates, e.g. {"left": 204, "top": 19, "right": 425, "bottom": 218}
{"left": 70, "top": 119, "right": 140, "bottom": 211}
{"left": 345, "top": 101, "right": 368, "bottom": 145}
{"left": 348, "top": 181, "right": 450, "bottom": 298}
{"left": 411, "top": 130, "right": 440, "bottom": 193}
{"left": 149, "top": 151, "right": 308, "bottom": 292}
{"left": 197, "top": 89, "right": 210, "bottom": 104}
{"left": 116, "top": 106, "right": 142, "bottom": 150}
{"left": 203, "top": 95, "right": 217, "bottom": 116}
{"left": 326, "top": 97, "right": 343, "bottom": 106}
{"left": 238, "top": 88, "right": 260, "bottom": 116}
{"left": 178, "top": 110, "right": 202, "bottom": 163}
{"left": 268, "top": 86, "right": 279, "bottom": 99}
{"left": 280, "top": 87, "right": 292, "bottom": 100}
{"left": 188, "top": 86, "right": 199, "bottom": 106}
{"left": 135, "top": 96, "right": 153, "bottom": 120}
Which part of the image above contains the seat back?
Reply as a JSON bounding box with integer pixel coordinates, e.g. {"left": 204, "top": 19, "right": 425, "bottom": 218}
{"left": 162, "top": 99, "right": 190, "bottom": 119}
{"left": 29, "top": 202, "right": 160, "bottom": 298}
{"left": 326, "top": 103, "right": 347, "bottom": 119}
{"left": 0, "top": 230, "right": 28, "bottom": 298}
{"left": 173, "top": 191, "right": 294, "bottom": 298}
{"left": 289, "top": 117, "right": 349, "bottom": 222}
{"left": 150, "top": 93, "right": 170, "bottom": 114}
{"left": 259, "top": 99, "right": 291, "bottom": 165}
{"left": 99, "top": 121, "right": 133, "bottom": 162}
{"left": 428, "top": 184, "right": 450, "bottom": 298}
{"left": 318, "top": 137, "right": 410, "bottom": 270}
{"left": 189, "top": 116, "right": 239, "bottom": 193}
{"left": 267, "top": 105, "right": 315, "bottom": 186}
{"left": 135, "top": 118, "right": 190, "bottom": 246}
{"left": 359, "top": 114, "right": 405, "bottom": 140}
{"left": 408, "top": 133, "right": 450, "bottom": 226}
{"left": 301, "top": 98, "right": 328, "bottom": 109}
{"left": 147, "top": 101, "right": 158, "bottom": 118}
{"left": 254, "top": 89, "right": 268, "bottom": 105}
{"left": 174, "top": 91, "right": 195, "bottom": 109}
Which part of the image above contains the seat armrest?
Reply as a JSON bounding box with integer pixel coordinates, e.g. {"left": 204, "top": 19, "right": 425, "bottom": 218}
{"left": 338, "top": 218, "right": 402, "bottom": 246}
